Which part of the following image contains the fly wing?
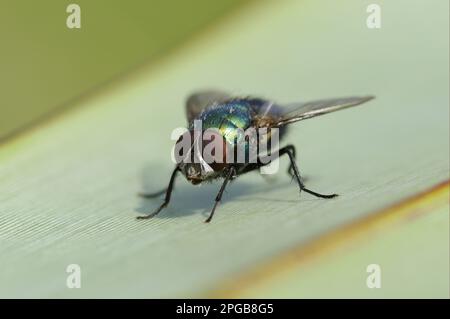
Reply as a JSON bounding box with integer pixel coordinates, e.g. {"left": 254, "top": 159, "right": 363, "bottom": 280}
{"left": 276, "top": 96, "right": 375, "bottom": 126}
{"left": 185, "top": 90, "right": 231, "bottom": 124}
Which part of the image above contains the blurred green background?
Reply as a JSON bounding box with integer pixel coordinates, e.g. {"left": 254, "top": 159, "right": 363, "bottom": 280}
{"left": 0, "top": 0, "right": 246, "bottom": 141}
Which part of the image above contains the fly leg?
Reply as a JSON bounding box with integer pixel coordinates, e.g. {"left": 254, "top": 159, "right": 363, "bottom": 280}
{"left": 286, "top": 144, "right": 296, "bottom": 179}
{"left": 137, "top": 166, "right": 180, "bottom": 220}
{"left": 278, "top": 145, "right": 337, "bottom": 198}
{"left": 239, "top": 145, "right": 337, "bottom": 198}
{"left": 205, "top": 167, "right": 236, "bottom": 223}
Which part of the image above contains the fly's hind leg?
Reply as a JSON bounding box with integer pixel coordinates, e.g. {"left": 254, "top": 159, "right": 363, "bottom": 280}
{"left": 247, "top": 145, "right": 337, "bottom": 198}
{"left": 279, "top": 145, "right": 337, "bottom": 198}
{"left": 286, "top": 145, "right": 297, "bottom": 180}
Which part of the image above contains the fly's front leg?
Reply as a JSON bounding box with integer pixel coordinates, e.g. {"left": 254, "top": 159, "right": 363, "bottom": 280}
{"left": 137, "top": 166, "right": 180, "bottom": 220}
{"left": 205, "top": 167, "right": 236, "bottom": 223}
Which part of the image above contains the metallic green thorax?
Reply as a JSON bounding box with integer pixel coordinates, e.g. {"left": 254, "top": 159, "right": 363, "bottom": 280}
{"left": 191, "top": 100, "right": 253, "bottom": 146}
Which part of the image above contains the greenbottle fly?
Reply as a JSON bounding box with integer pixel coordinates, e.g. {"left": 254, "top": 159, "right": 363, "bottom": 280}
{"left": 137, "top": 90, "right": 374, "bottom": 223}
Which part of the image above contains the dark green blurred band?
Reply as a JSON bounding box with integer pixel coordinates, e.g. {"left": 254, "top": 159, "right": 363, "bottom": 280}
{"left": 0, "top": 0, "right": 248, "bottom": 141}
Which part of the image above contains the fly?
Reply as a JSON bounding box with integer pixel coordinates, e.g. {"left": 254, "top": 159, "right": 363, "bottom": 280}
{"left": 137, "top": 90, "right": 374, "bottom": 222}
